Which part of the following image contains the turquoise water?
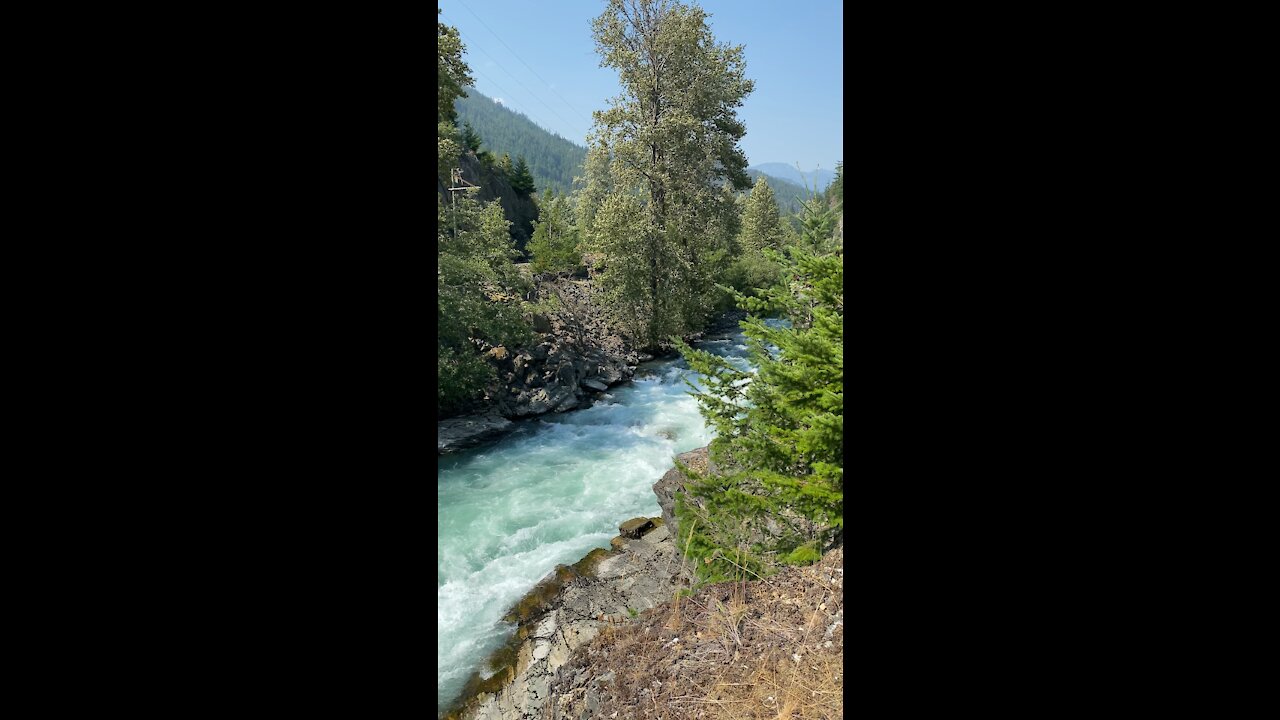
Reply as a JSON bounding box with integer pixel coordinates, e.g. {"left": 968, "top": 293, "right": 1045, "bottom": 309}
{"left": 437, "top": 331, "right": 751, "bottom": 716}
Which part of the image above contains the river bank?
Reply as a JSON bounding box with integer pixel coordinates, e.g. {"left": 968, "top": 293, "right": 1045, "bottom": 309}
{"left": 437, "top": 278, "right": 747, "bottom": 455}
{"left": 437, "top": 329, "right": 753, "bottom": 717}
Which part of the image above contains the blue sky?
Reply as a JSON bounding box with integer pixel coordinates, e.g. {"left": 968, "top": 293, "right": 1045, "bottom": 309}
{"left": 439, "top": 0, "right": 843, "bottom": 173}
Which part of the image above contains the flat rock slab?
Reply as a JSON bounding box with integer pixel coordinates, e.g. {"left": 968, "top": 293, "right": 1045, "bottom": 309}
{"left": 618, "top": 517, "right": 655, "bottom": 539}
{"left": 581, "top": 378, "right": 608, "bottom": 392}
{"left": 438, "top": 414, "right": 512, "bottom": 455}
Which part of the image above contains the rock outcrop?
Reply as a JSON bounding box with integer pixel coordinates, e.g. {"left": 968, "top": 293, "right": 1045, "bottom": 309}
{"left": 444, "top": 518, "right": 692, "bottom": 720}
{"left": 438, "top": 414, "right": 513, "bottom": 455}
{"left": 439, "top": 275, "right": 645, "bottom": 453}
{"left": 651, "top": 447, "right": 714, "bottom": 540}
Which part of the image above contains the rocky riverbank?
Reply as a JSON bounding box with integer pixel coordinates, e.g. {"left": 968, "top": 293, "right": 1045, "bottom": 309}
{"left": 442, "top": 445, "right": 844, "bottom": 720}
{"left": 442, "top": 515, "right": 692, "bottom": 720}
{"left": 437, "top": 276, "right": 743, "bottom": 455}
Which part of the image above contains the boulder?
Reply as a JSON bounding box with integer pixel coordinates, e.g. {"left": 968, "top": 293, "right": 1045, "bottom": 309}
{"left": 438, "top": 414, "right": 512, "bottom": 454}
{"left": 581, "top": 378, "right": 608, "bottom": 392}
{"left": 618, "top": 517, "right": 655, "bottom": 539}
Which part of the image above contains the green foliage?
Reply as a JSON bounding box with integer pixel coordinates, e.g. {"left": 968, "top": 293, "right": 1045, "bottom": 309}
{"left": 582, "top": 0, "right": 754, "bottom": 348}
{"left": 721, "top": 176, "right": 787, "bottom": 297}
{"left": 829, "top": 160, "right": 843, "bottom": 213}
{"left": 455, "top": 87, "right": 588, "bottom": 195}
{"left": 438, "top": 122, "right": 462, "bottom": 185}
{"left": 510, "top": 155, "right": 536, "bottom": 195}
{"left": 740, "top": 177, "right": 786, "bottom": 253}
{"left": 794, "top": 195, "right": 838, "bottom": 255}
{"left": 722, "top": 253, "right": 783, "bottom": 298}
{"left": 674, "top": 199, "right": 843, "bottom": 579}
{"left": 461, "top": 121, "right": 482, "bottom": 153}
{"left": 527, "top": 190, "right": 581, "bottom": 274}
{"left": 438, "top": 10, "right": 472, "bottom": 124}
{"left": 438, "top": 193, "right": 533, "bottom": 415}
{"left": 745, "top": 170, "right": 807, "bottom": 214}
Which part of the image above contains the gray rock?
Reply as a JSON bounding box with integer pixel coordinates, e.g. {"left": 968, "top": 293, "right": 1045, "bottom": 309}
{"left": 652, "top": 447, "right": 712, "bottom": 538}
{"left": 554, "top": 392, "right": 580, "bottom": 413}
{"left": 438, "top": 414, "right": 512, "bottom": 454}
{"left": 581, "top": 378, "right": 608, "bottom": 392}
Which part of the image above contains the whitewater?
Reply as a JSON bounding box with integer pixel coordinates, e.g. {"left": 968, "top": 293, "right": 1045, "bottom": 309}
{"left": 437, "top": 329, "right": 752, "bottom": 716}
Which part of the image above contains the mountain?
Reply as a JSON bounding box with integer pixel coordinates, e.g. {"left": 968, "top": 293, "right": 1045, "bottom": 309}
{"left": 455, "top": 88, "right": 587, "bottom": 196}
{"left": 749, "top": 163, "right": 836, "bottom": 193}
{"left": 746, "top": 170, "right": 812, "bottom": 214}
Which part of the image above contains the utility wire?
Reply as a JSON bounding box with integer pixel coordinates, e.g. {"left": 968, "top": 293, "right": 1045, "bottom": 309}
{"left": 455, "top": 0, "right": 596, "bottom": 127}
{"left": 442, "top": 10, "right": 590, "bottom": 140}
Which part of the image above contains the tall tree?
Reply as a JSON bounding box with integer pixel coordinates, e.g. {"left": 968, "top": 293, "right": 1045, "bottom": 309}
{"left": 510, "top": 155, "right": 536, "bottom": 195}
{"left": 740, "top": 176, "right": 786, "bottom": 253}
{"left": 437, "top": 9, "right": 472, "bottom": 124}
{"left": 582, "top": 0, "right": 754, "bottom": 348}
{"left": 461, "top": 121, "right": 482, "bottom": 153}
{"left": 674, "top": 201, "right": 844, "bottom": 580}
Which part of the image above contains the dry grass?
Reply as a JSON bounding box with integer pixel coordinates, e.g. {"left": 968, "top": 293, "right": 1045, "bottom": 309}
{"left": 547, "top": 546, "right": 844, "bottom": 719}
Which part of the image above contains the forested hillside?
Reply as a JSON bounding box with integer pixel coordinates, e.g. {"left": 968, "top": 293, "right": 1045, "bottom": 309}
{"left": 746, "top": 169, "right": 807, "bottom": 213}
{"left": 749, "top": 162, "right": 836, "bottom": 192}
{"left": 455, "top": 88, "right": 588, "bottom": 195}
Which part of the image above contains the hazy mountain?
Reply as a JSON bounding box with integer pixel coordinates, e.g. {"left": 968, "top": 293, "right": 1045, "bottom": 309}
{"left": 749, "top": 163, "right": 836, "bottom": 192}
{"left": 746, "top": 170, "right": 811, "bottom": 214}
{"left": 455, "top": 88, "right": 587, "bottom": 195}
{"left": 451, "top": 88, "right": 820, "bottom": 216}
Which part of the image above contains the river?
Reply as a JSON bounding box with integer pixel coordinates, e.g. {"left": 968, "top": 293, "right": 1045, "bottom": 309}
{"left": 436, "top": 328, "right": 752, "bottom": 715}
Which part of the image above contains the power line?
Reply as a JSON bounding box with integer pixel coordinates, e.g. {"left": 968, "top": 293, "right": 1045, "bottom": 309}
{"left": 455, "top": 0, "right": 596, "bottom": 126}
{"left": 442, "top": 10, "right": 590, "bottom": 140}
{"left": 456, "top": 32, "right": 588, "bottom": 139}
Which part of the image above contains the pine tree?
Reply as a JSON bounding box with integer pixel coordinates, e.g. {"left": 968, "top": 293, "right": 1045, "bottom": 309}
{"left": 461, "top": 121, "right": 482, "bottom": 153}
{"left": 582, "top": 0, "right": 754, "bottom": 349}
{"left": 511, "top": 155, "right": 536, "bottom": 195}
{"left": 498, "top": 152, "right": 514, "bottom": 177}
{"left": 740, "top": 176, "right": 786, "bottom": 253}
{"left": 674, "top": 199, "right": 843, "bottom": 581}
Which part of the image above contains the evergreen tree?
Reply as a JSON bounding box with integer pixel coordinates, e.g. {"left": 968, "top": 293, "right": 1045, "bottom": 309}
{"left": 582, "top": 0, "right": 754, "bottom": 349}
{"left": 461, "top": 121, "right": 482, "bottom": 153}
{"left": 674, "top": 199, "right": 843, "bottom": 581}
{"left": 499, "top": 152, "right": 514, "bottom": 177}
{"left": 511, "top": 155, "right": 536, "bottom": 195}
{"left": 437, "top": 9, "right": 472, "bottom": 124}
{"left": 740, "top": 176, "right": 786, "bottom": 253}
{"left": 794, "top": 195, "right": 837, "bottom": 255}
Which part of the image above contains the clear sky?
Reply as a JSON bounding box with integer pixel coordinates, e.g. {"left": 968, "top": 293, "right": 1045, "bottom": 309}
{"left": 439, "top": 0, "right": 843, "bottom": 173}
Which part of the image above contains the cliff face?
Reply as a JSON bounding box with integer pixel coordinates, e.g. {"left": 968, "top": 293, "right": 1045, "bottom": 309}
{"left": 438, "top": 151, "right": 539, "bottom": 254}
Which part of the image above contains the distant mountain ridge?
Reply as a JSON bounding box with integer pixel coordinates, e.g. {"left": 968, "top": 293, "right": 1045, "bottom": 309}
{"left": 749, "top": 163, "right": 836, "bottom": 192}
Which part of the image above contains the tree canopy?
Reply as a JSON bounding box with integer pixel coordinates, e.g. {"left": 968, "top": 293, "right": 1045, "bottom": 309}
{"left": 581, "top": 0, "right": 754, "bottom": 349}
